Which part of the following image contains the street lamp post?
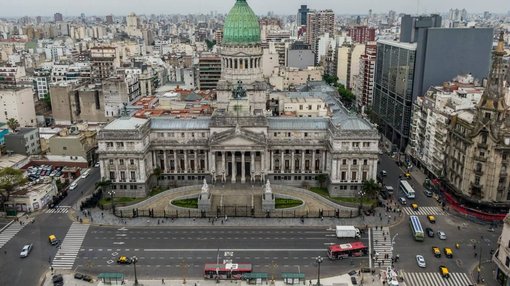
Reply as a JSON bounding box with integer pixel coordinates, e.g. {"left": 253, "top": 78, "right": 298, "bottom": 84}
{"left": 108, "top": 190, "right": 116, "bottom": 214}
{"left": 477, "top": 244, "right": 483, "bottom": 283}
{"left": 315, "top": 256, "right": 324, "bottom": 286}
{"left": 358, "top": 190, "right": 366, "bottom": 216}
{"left": 132, "top": 256, "right": 138, "bottom": 285}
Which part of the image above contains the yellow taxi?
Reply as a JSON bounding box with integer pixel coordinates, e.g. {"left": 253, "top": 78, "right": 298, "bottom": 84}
{"left": 444, "top": 247, "right": 453, "bottom": 258}
{"left": 432, "top": 246, "right": 441, "bottom": 258}
{"left": 117, "top": 256, "right": 132, "bottom": 264}
{"left": 404, "top": 172, "right": 412, "bottom": 178}
{"left": 427, "top": 215, "right": 436, "bottom": 223}
{"left": 411, "top": 203, "right": 419, "bottom": 211}
{"left": 439, "top": 265, "right": 450, "bottom": 278}
{"left": 48, "top": 234, "right": 58, "bottom": 245}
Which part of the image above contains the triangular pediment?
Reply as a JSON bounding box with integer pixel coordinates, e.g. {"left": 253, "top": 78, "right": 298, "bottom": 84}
{"left": 210, "top": 128, "right": 266, "bottom": 147}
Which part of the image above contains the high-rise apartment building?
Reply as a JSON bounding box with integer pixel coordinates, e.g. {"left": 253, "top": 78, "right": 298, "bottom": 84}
{"left": 297, "top": 5, "right": 309, "bottom": 26}
{"left": 54, "top": 13, "right": 63, "bottom": 22}
{"left": 373, "top": 14, "right": 493, "bottom": 151}
{"left": 348, "top": 26, "right": 375, "bottom": 44}
{"left": 354, "top": 42, "right": 376, "bottom": 109}
{"left": 197, "top": 55, "right": 221, "bottom": 90}
{"left": 306, "top": 10, "right": 335, "bottom": 55}
{"left": 0, "top": 88, "right": 37, "bottom": 127}
{"left": 105, "top": 15, "right": 114, "bottom": 24}
{"left": 90, "top": 47, "right": 116, "bottom": 80}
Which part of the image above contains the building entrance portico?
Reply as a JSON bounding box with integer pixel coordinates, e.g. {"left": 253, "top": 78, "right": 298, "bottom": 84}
{"left": 212, "top": 149, "right": 265, "bottom": 183}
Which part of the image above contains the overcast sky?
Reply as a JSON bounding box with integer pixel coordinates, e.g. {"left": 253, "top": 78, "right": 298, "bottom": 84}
{"left": 1, "top": 0, "right": 508, "bottom": 17}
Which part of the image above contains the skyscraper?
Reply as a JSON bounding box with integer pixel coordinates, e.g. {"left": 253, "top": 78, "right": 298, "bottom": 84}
{"left": 54, "top": 12, "right": 63, "bottom": 22}
{"left": 348, "top": 26, "right": 375, "bottom": 44}
{"left": 297, "top": 5, "right": 309, "bottom": 26}
{"left": 306, "top": 10, "right": 335, "bottom": 55}
{"left": 373, "top": 14, "right": 493, "bottom": 151}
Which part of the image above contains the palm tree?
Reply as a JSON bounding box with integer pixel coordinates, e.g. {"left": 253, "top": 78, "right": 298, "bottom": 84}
{"left": 317, "top": 174, "right": 329, "bottom": 189}
{"left": 6, "top": 118, "right": 19, "bottom": 132}
{"left": 362, "top": 179, "right": 381, "bottom": 199}
{"left": 152, "top": 167, "right": 162, "bottom": 187}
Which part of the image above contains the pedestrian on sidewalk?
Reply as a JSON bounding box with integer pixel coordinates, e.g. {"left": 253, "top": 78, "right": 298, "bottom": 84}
{"left": 162, "top": 278, "right": 165, "bottom": 284}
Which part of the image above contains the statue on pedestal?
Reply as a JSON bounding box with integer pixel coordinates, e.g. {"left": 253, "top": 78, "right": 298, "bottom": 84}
{"left": 265, "top": 180, "right": 272, "bottom": 194}
{"left": 201, "top": 179, "right": 209, "bottom": 194}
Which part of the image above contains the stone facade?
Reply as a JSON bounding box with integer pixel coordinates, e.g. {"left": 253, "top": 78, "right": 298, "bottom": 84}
{"left": 444, "top": 33, "right": 510, "bottom": 208}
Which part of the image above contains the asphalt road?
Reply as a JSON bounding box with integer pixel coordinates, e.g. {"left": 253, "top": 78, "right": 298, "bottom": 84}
{"left": 0, "top": 167, "right": 100, "bottom": 286}
{"left": 75, "top": 226, "right": 371, "bottom": 279}
{"left": 379, "top": 153, "right": 501, "bottom": 282}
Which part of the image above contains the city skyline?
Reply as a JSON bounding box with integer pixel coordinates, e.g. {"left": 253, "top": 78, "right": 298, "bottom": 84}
{"left": 0, "top": 0, "right": 508, "bottom": 17}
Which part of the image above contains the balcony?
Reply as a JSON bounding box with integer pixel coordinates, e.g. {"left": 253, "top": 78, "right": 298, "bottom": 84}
{"left": 474, "top": 156, "right": 487, "bottom": 162}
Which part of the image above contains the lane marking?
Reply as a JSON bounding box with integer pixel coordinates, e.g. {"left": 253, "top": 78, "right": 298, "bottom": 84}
{"left": 144, "top": 248, "right": 327, "bottom": 252}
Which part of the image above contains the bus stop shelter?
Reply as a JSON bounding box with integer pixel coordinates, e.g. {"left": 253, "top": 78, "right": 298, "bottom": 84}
{"left": 98, "top": 273, "right": 124, "bottom": 285}
{"left": 282, "top": 273, "right": 305, "bottom": 285}
{"left": 242, "top": 272, "right": 268, "bottom": 284}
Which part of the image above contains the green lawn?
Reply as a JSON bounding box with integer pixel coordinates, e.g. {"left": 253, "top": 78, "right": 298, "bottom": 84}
{"left": 171, "top": 198, "right": 198, "bottom": 209}
{"left": 99, "top": 197, "right": 145, "bottom": 207}
{"left": 309, "top": 187, "right": 376, "bottom": 205}
{"left": 275, "top": 198, "right": 303, "bottom": 209}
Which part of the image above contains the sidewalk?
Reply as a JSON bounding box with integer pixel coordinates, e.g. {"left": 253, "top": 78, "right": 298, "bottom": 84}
{"left": 42, "top": 271, "right": 386, "bottom": 286}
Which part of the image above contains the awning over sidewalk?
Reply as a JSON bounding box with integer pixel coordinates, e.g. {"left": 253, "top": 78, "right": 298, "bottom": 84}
{"left": 98, "top": 272, "right": 124, "bottom": 282}
{"left": 243, "top": 272, "right": 269, "bottom": 279}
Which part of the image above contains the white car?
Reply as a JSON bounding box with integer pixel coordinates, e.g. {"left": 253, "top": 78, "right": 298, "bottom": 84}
{"left": 399, "top": 197, "right": 407, "bottom": 205}
{"left": 94, "top": 162, "right": 100, "bottom": 168}
{"left": 80, "top": 170, "right": 90, "bottom": 179}
{"left": 20, "top": 244, "right": 33, "bottom": 258}
{"left": 69, "top": 181, "right": 78, "bottom": 190}
{"left": 416, "top": 255, "right": 426, "bottom": 268}
{"left": 437, "top": 231, "right": 447, "bottom": 240}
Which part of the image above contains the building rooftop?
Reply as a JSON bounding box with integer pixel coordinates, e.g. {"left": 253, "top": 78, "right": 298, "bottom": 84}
{"left": 151, "top": 117, "right": 211, "bottom": 130}
{"left": 6, "top": 128, "right": 37, "bottom": 137}
{"left": 268, "top": 118, "right": 328, "bottom": 130}
{"left": 103, "top": 117, "right": 149, "bottom": 131}
{"left": 377, "top": 39, "right": 417, "bottom": 50}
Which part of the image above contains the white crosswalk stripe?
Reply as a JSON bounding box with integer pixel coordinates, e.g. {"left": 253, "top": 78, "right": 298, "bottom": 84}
{"left": 45, "top": 206, "right": 71, "bottom": 214}
{"left": 0, "top": 221, "right": 26, "bottom": 249}
{"left": 402, "top": 206, "right": 446, "bottom": 216}
{"left": 51, "top": 222, "right": 90, "bottom": 269}
{"left": 402, "top": 272, "right": 473, "bottom": 286}
{"left": 372, "top": 226, "right": 393, "bottom": 268}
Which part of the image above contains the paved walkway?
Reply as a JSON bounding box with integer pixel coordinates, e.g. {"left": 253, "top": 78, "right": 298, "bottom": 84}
{"left": 372, "top": 226, "right": 393, "bottom": 269}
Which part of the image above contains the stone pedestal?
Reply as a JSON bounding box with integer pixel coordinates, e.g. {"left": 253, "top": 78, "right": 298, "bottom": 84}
{"left": 262, "top": 193, "right": 275, "bottom": 211}
{"left": 198, "top": 193, "right": 212, "bottom": 211}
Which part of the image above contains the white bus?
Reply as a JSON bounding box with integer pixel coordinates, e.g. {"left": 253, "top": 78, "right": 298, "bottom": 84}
{"left": 400, "top": 180, "right": 415, "bottom": 199}
{"left": 409, "top": 215, "right": 424, "bottom": 241}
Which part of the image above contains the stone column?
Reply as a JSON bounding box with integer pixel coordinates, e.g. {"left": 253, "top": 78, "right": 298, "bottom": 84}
{"left": 184, "top": 150, "right": 188, "bottom": 174}
{"left": 312, "top": 150, "right": 316, "bottom": 173}
{"left": 222, "top": 151, "right": 226, "bottom": 182}
{"left": 281, "top": 151, "right": 284, "bottom": 173}
{"left": 301, "top": 150, "right": 305, "bottom": 173}
{"left": 322, "top": 151, "right": 327, "bottom": 172}
{"left": 231, "top": 152, "right": 236, "bottom": 183}
{"left": 241, "top": 152, "right": 246, "bottom": 183}
{"left": 163, "top": 150, "right": 167, "bottom": 172}
{"left": 291, "top": 150, "right": 295, "bottom": 174}
{"left": 194, "top": 151, "right": 198, "bottom": 173}
{"left": 251, "top": 152, "right": 255, "bottom": 182}
{"left": 173, "top": 151, "right": 177, "bottom": 173}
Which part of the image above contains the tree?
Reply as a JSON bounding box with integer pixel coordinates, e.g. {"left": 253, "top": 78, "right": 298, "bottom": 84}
{"left": 205, "top": 39, "right": 216, "bottom": 50}
{"left": 152, "top": 167, "right": 162, "bottom": 186}
{"left": 96, "top": 179, "right": 112, "bottom": 193}
{"left": 323, "top": 74, "right": 339, "bottom": 86}
{"left": 337, "top": 84, "right": 355, "bottom": 105}
{"left": 43, "top": 93, "right": 52, "bottom": 110}
{"left": 316, "top": 174, "right": 329, "bottom": 189}
{"left": 0, "top": 167, "right": 26, "bottom": 210}
{"left": 362, "top": 179, "right": 381, "bottom": 199}
{"left": 6, "top": 118, "right": 19, "bottom": 131}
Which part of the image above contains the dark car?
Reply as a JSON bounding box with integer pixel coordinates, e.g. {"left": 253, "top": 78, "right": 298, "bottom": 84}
{"left": 351, "top": 276, "right": 358, "bottom": 285}
{"left": 52, "top": 274, "right": 63, "bottom": 283}
{"left": 426, "top": 227, "right": 434, "bottom": 238}
{"left": 82, "top": 275, "right": 93, "bottom": 282}
{"left": 74, "top": 273, "right": 84, "bottom": 280}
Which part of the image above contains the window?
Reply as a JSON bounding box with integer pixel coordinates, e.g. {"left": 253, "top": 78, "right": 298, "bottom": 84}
{"left": 116, "top": 142, "right": 124, "bottom": 148}
{"left": 109, "top": 171, "right": 115, "bottom": 180}
{"left": 506, "top": 256, "right": 510, "bottom": 268}
{"left": 352, "top": 142, "right": 360, "bottom": 148}
{"left": 304, "top": 132, "right": 308, "bottom": 137}
{"left": 352, "top": 172, "right": 357, "bottom": 181}
{"left": 181, "top": 133, "right": 185, "bottom": 138}
{"left": 299, "top": 105, "right": 303, "bottom": 110}
{"left": 130, "top": 159, "right": 135, "bottom": 165}
{"left": 363, "top": 159, "right": 368, "bottom": 165}
{"left": 475, "top": 176, "right": 481, "bottom": 185}
{"left": 363, "top": 142, "right": 370, "bottom": 147}
{"left": 119, "top": 159, "right": 125, "bottom": 165}
{"left": 120, "top": 171, "right": 126, "bottom": 180}
{"left": 106, "top": 142, "right": 113, "bottom": 147}
{"left": 342, "top": 159, "right": 347, "bottom": 165}
{"left": 353, "top": 159, "right": 357, "bottom": 165}
{"left": 109, "top": 159, "right": 114, "bottom": 165}
{"left": 362, "top": 171, "right": 368, "bottom": 181}
{"left": 63, "top": 146, "right": 67, "bottom": 150}
{"left": 274, "top": 132, "right": 277, "bottom": 137}
{"left": 130, "top": 171, "right": 136, "bottom": 180}
{"left": 341, "top": 172, "right": 346, "bottom": 181}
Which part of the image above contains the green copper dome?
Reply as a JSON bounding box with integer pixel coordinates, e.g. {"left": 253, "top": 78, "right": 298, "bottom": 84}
{"left": 223, "top": 0, "right": 261, "bottom": 45}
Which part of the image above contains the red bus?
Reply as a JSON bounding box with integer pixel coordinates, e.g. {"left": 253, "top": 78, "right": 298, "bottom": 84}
{"left": 204, "top": 263, "right": 252, "bottom": 280}
{"left": 327, "top": 242, "right": 368, "bottom": 260}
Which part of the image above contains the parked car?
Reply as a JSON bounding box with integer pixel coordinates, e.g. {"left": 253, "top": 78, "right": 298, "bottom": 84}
{"left": 424, "top": 190, "right": 433, "bottom": 197}
{"left": 380, "top": 170, "right": 387, "bottom": 176}
{"left": 19, "top": 244, "right": 33, "bottom": 258}
{"left": 69, "top": 181, "right": 78, "bottom": 190}
{"left": 416, "top": 255, "right": 426, "bottom": 268}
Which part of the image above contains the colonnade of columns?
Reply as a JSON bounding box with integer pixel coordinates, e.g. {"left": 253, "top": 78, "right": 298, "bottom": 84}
{"left": 268, "top": 149, "right": 327, "bottom": 174}
{"left": 222, "top": 56, "right": 261, "bottom": 70}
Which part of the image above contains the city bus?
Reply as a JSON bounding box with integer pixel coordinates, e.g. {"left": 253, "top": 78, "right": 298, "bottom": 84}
{"left": 204, "top": 263, "right": 252, "bottom": 280}
{"left": 400, "top": 180, "right": 415, "bottom": 199}
{"left": 327, "top": 241, "right": 368, "bottom": 260}
{"left": 409, "top": 215, "right": 424, "bottom": 241}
